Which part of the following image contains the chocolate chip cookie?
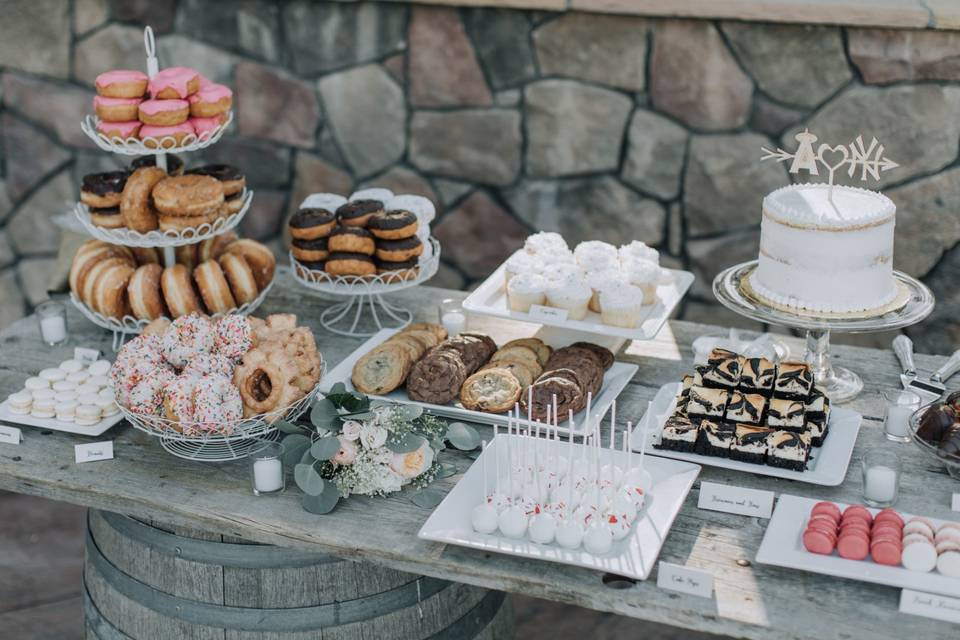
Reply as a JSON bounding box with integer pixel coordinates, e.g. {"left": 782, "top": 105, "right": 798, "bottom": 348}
{"left": 460, "top": 368, "right": 521, "bottom": 413}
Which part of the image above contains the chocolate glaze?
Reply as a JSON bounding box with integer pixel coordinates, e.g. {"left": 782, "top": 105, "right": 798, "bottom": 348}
{"left": 325, "top": 252, "right": 374, "bottom": 264}
{"left": 368, "top": 209, "right": 417, "bottom": 230}
{"left": 336, "top": 199, "right": 383, "bottom": 220}
{"left": 89, "top": 206, "right": 121, "bottom": 216}
{"left": 131, "top": 154, "right": 183, "bottom": 173}
{"left": 376, "top": 236, "right": 423, "bottom": 251}
{"left": 186, "top": 164, "right": 243, "bottom": 182}
{"left": 289, "top": 208, "right": 335, "bottom": 228}
{"left": 330, "top": 226, "right": 373, "bottom": 239}
{"left": 292, "top": 237, "right": 329, "bottom": 250}
{"left": 375, "top": 256, "right": 418, "bottom": 270}
{"left": 81, "top": 171, "right": 130, "bottom": 195}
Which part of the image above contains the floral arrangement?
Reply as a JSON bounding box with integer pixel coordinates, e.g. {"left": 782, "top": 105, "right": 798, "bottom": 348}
{"left": 277, "top": 383, "right": 480, "bottom": 514}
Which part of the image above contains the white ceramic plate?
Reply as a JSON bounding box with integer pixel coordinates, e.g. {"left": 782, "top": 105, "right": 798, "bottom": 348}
{"left": 462, "top": 265, "right": 695, "bottom": 341}
{"left": 0, "top": 400, "right": 122, "bottom": 437}
{"left": 631, "top": 382, "right": 862, "bottom": 486}
{"left": 757, "top": 494, "right": 960, "bottom": 597}
{"left": 322, "top": 329, "right": 639, "bottom": 436}
{"left": 419, "top": 434, "right": 701, "bottom": 580}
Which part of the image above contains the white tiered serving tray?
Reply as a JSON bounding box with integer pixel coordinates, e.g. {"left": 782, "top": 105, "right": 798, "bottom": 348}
{"left": 757, "top": 494, "right": 960, "bottom": 597}
{"left": 321, "top": 328, "right": 638, "bottom": 436}
{"left": 463, "top": 265, "right": 694, "bottom": 341}
{"left": 419, "top": 434, "right": 701, "bottom": 580}
{"left": 0, "top": 400, "right": 122, "bottom": 437}
{"left": 632, "top": 382, "right": 862, "bottom": 486}
{"left": 80, "top": 111, "right": 232, "bottom": 155}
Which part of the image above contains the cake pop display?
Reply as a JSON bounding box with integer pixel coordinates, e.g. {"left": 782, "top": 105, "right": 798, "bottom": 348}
{"left": 603, "top": 424, "right": 633, "bottom": 542}
{"left": 528, "top": 427, "right": 557, "bottom": 544}
{"left": 583, "top": 443, "right": 614, "bottom": 555}
{"left": 487, "top": 424, "right": 512, "bottom": 512}
{"left": 497, "top": 416, "right": 528, "bottom": 539}
{"left": 600, "top": 406, "right": 623, "bottom": 492}
{"left": 472, "top": 441, "right": 499, "bottom": 534}
{"left": 610, "top": 425, "right": 639, "bottom": 522}
{"left": 556, "top": 422, "right": 585, "bottom": 549}
{"left": 621, "top": 408, "right": 654, "bottom": 509}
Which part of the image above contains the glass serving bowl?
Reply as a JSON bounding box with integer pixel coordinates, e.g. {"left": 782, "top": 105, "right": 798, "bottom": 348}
{"left": 908, "top": 405, "right": 960, "bottom": 480}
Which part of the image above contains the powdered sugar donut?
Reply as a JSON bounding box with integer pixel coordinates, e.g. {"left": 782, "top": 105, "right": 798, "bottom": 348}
{"left": 183, "top": 353, "right": 235, "bottom": 379}
{"left": 191, "top": 375, "right": 242, "bottom": 432}
{"left": 111, "top": 334, "right": 165, "bottom": 386}
{"left": 161, "top": 314, "right": 215, "bottom": 368}
{"left": 213, "top": 315, "right": 252, "bottom": 361}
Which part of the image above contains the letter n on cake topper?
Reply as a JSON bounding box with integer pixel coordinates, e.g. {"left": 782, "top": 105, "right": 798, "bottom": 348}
{"left": 759, "top": 129, "right": 899, "bottom": 212}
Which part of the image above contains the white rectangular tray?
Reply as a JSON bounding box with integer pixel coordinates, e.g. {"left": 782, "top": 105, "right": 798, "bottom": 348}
{"left": 757, "top": 494, "right": 960, "bottom": 597}
{"left": 631, "top": 382, "right": 862, "bottom": 486}
{"left": 0, "top": 400, "right": 122, "bottom": 437}
{"left": 462, "top": 265, "right": 695, "bottom": 341}
{"left": 418, "top": 434, "right": 701, "bottom": 580}
{"left": 322, "top": 329, "right": 639, "bottom": 436}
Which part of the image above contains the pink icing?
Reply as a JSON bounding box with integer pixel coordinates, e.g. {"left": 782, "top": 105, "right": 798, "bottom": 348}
{"left": 139, "top": 99, "right": 189, "bottom": 115}
{"left": 94, "top": 96, "right": 142, "bottom": 107}
{"left": 198, "top": 75, "right": 213, "bottom": 88}
{"left": 188, "top": 83, "right": 232, "bottom": 104}
{"left": 95, "top": 69, "right": 148, "bottom": 89}
{"left": 140, "top": 122, "right": 195, "bottom": 139}
{"left": 189, "top": 116, "right": 223, "bottom": 137}
{"left": 97, "top": 120, "right": 142, "bottom": 137}
{"left": 148, "top": 66, "right": 199, "bottom": 98}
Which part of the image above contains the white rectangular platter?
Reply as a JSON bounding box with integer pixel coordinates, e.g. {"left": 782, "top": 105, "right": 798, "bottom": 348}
{"left": 631, "top": 382, "right": 862, "bottom": 486}
{"left": 462, "top": 265, "right": 695, "bottom": 341}
{"left": 419, "top": 434, "right": 701, "bottom": 580}
{"left": 322, "top": 329, "right": 638, "bottom": 436}
{"left": 0, "top": 400, "right": 122, "bottom": 437}
{"left": 757, "top": 494, "right": 960, "bottom": 597}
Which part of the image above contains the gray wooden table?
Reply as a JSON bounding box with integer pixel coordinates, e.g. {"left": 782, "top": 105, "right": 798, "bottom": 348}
{"left": 1, "top": 274, "right": 958, "bottom": 639}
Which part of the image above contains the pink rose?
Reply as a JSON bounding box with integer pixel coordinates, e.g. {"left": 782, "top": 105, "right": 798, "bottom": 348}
{"left": 341, "top": 420, "right": 362, "bottom": 441}
{"left": 332, "top": 436, "right": 358, "bottom": 465}
{"left": 389, "top": 442, "right": 434, "bottom": 479}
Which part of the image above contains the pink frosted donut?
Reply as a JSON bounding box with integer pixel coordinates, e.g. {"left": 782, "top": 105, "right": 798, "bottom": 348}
{"left": 161, "top": 314, "right": 215, "bottom": 368}
{"left": 97, "top": 120, "right": 141, "bottom": 140}
{"left": 149, "top": 66, "right": 200, "bottom": 99}
{"left": 138, "top": 99, "right": 189, "bottom": 126}
{"left": 94, "top": 96, "right": 142, "bottom": 122}
{"left": 192, "top": 375, "right": 242, "bottom": 433}
{"left": 140, "top": 122, "right": 195, "bottom": 149}
{"left": 213, "top": 315, "right": 252, "bottom": 361}
{"left": 111, "top": 334, "right": 165, "bottom": 386}
{"left": 189, "top": 116, "right": 224, "bottom": 139}
{"left": 188, "top": 83, "right": 232, "bottom": 117}
{"left": 118, "top": 368, "right": 176, "bottom": 416}
{"left": 183, "top": 353, "right": 235, "bottom": 379}
{"left": 95, "top": 70, "right": 148, "bottom": 98}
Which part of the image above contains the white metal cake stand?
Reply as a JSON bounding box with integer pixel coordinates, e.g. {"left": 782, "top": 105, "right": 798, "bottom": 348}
{"left": 713, "top": 260, "right": 934, "bottom": 403}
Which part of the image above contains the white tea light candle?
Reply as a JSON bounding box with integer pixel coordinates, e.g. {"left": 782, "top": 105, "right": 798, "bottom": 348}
{"left": 883, "top": 390, "right": 920, "bottom": 443}
{"left": 249, "top": 443, "right": 285, "bottom": 496}
{"left": 37, "top": 301, "right": 67, "bottom": 346}
{"left": 439, "top": 298, "right": 467, "bottom": 336}
{"left": 861, "top": 449, "right": 901, "bottom": 508}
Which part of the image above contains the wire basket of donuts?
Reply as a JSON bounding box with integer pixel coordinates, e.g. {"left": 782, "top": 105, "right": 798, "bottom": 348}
{"left": 111, "top": 313, "right": 324, "bottom": 442}
{"left": 69, "top": 235, "right": 277, "bottom": 336}
{"left": 75, "top": 160, "right": 252, "bottom": 247}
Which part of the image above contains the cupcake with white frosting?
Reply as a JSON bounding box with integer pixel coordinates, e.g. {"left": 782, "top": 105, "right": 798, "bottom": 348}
{"left": 503, "top": 250, "right": 543, "bottom": 286}
{"left": 574, "top": 241, "right": 619, "bottom": 272}
{"left": 524, "top": 231, "right": 568, "bottom": 256}
{"left": 545, "top": 280, "right": 592, "bottom": 320}
{"left": 622, "top": 258, "right": 659, "bottom": 305}
{"left": 585, "top": 269, "right": 629, "bottom": 313}
{"left": 542, "top": 262, "right": 584, "bottom": 287}
{"left": 600, "top": 284, "right": 646, "bottom": 328}
{"left": 507, "top": 272, "right": 547, "bottom": 312}
{"left": 619, "top": 241, "right": 659, "bottom": 265}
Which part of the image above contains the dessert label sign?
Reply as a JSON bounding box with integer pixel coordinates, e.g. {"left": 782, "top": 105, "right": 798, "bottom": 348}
{"left": 75, "top": 441, "right": 113, "bottom": 463}
{"left": 698, "top": 481, "right": 774, "bottom": 519}
{"left": 0, "top": 425, "right": 22, "bottom": 444}
{"left": 952, "top": 493, "right": 959, "bottom": 512}
{"left": 657, "top": 562, "right": 713, "bottom": 598}
{"left": 74, "top": 347, "right": 101, "bottom": 365}
{"left": 527, "top": 305, "right": 568, "bottom": 323}
{"left": 900, "top": 589, "right": 960, "bottom": 624}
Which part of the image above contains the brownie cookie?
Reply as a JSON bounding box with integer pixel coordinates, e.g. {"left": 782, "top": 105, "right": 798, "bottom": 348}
{"left": 292, "top": 237, "right": 329, "bottom": 262}
{"left": 433, "top": 335, "right": 493, "bottom": 375}
{"left": 569, "top": 341, "right": 615, "bottom": 371}
{"left": 289, "top": 208, "right": 336, "bottom": 240}
{"left": 81, "top": 171, "right": 130, "bottom": 208}
{"left": 460, "top": 369, "right": 522, "bottom": 413}
{"left": 336, "top": 199, "right": 384, "bottom": 227}
{"left": 460, "top": 332, "right": 498, "bottom": 359}
{"left": 375, "top": 236, "right": 423, "bottom": 262}
{"left": 407, "top": 351, "right": 468, "bottom": 404}
{"left": 131, "top": 154, "right": 184, "bottom": 175}
{"left": 324, "top": 253, "right": 376, "bottom": 277}
{"left": 368, "top": 210, "right": 418, "bottom": 240}
{"left": 521, "top": 376, "right": 584, "bottom": 422}
{"left": 329, "top": 227, "right": 376, "bottom": 255}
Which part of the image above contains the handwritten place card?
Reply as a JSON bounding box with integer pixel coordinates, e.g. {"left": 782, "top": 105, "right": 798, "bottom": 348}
{"left": 900, "top": 589, "right": 960, "bottom": 624}
{"left": 75, "top": 441, "right": 113, "bottom": 464}
{"left": 697, "top": 481, "right": 774, "bottom": 519}
{"left": 74, "top": 347, "right": 101, "bottom": 365}
{"left": 527, "top": 305, "right": 569, "bottom": 323}
{"left": 953, "top": 493, "right": 959, "bottom": 512}
{"left": 657, "top": 561, "right": 713, "bottom": 598}
{"left": 0, "top": 426, "right": 22, "bottom": 444}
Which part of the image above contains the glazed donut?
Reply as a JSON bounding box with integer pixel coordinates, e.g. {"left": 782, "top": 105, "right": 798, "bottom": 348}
{"left": 185, "top": 165, "right": 245, "bottom": 197}
{"left": 213, "top": 315, "right": 252, "bottom": 361}
{"left": 97, "top": 120, "right": 141, "bottom": 140}
{"left": 152, "top": 175, "right": 224, "bottom": 218}
{"left": 81, "top": 256, "right": 132, "bottom": 310}
{"left": 95, "top": 70, "right": 148, "bottom": 99}
{"left": 325, "top": 253, "right": 376, "bottom": 277}
{"left": 221, "top": 239, "right": 275, "bottom": 289}
{"left": 92, "top": 263, "right": 135, "bottom": 319}
{"left": 194, "top": 260, "right": 237, "bottom": 314}
{"left": 375, "top": 236, "right": 423, "bottom": 262}
{"left": 175, "top": 244, "right": 198, "bottom": 270}
{"left": 188, "top": 83, "right": 232, "bottom": 118}
{"left": 89, "top": 207, "right": 125, "bottom": 229}
{"left": 197, "top": 232, "right": 238, "bottom": 263}
{"left": 161, "top": 264, "right": 204, "bottom": 318}
{"left": 218, "top": 253, "right": 259, "bottom": 305}
{"left": 70, "top": 241, "right": 132, "bottom": 296}
{"left": 183, "top": 353, "right": 234, "bottom": 379}
{"left": 138, "top": 99, "right": 189, "bottom": 126}
{"left": 161, "top": 314, "right": 215, "bottom": 368}
{"left": 94, "top": 96, "right": 141, "bottom": 122}
{"left": 142, "top": 317, "right": 171, "bottom": 337}
{"left": 117, "top": 367, "right": 175, "bottom": 416}
{"left": 121, "top": 167, "right": 166, "bottom": 233}
{"left": 368, "top": 210, "right": 419, "bottom": 240}
{"left": 81, "top": 171, "right": 130, "bottom": 208}
{"left": 191, "top": 375, "right": 242, "bottom": 432}
{"left": 289, "top": 208, "right": 336, "bottom": 241}
{"left": 130, "top": 246, "right": 161, "bottom": 265}
{"left": 328, "top": 227, "right": 375, "bottom": 255}
{"left": 233, "top": 347, "right": 301, "bottom": 420}
{"left": 148, "top": 66, "right": 200, "bottom": 100}
{"left": 291, "top": 237, "right": 328, "bottom": 262}
{"left": 336, "top": 199, "right": 384, "bottom": 227}
{"left": 158, "top": 212, "right": 216, "bottom": 232}
{"left": 131, "top": 154, "right": 185, "bottom": 176}
{"left": 127, "top": 263, "right": 166, "bottom": 320}
{"left": 141, "top": 122, "right": 195, "bottom": 149}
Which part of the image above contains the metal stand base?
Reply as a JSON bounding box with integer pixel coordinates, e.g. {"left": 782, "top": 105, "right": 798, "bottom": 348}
{"left": 805, "top": 329, "right": 863, "bottom": 403}
{"left": 320, "top": 294, "right": 412, "bottom": 337}
{"left": 160, "top": 430, "right": 279, "bottom": 462}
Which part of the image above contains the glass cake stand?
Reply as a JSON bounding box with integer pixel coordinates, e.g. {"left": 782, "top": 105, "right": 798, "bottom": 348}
{"left": 713, "top": 260, "right": 935, "bottom": 403}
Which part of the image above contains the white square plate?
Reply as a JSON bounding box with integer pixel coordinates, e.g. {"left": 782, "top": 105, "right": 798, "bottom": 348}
{"left": 418, "top": 435, "right": 701, "bottom": 580}
{"left": 462, "top": 265, "right": 695, "bottom": 341}
{"left": 757, "top": 494, "right": 960, "bottom": 597}
{"left": 631, "top": 382, "right": 862, "bottom": 486}
{"left": 0, "top": 400, "right": 122, "bottom": 437}
{"left": 322, "top": 329, "right": 639, "bottom": 436}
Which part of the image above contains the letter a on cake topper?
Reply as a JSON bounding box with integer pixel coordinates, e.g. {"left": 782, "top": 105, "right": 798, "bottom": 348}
{"left": 759, "top": 129, "right": 899, "bottom": 210}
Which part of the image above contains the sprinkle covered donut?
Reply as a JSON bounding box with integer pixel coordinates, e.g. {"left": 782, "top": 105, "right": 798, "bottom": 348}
{"left": 191, "top": 375, "right": 242, "bottom": 432}
{"left": 183, "top": 352, "right": 235, "bottom": 379}
{"left": 213, "top": 315, "right": 252, "bottom": 361}
{"left": 161, "top": 314, "right": 215, "bottom": 368}
{"left": 111, "top": 334, "right": 166, "bottom": 386}
{"left": 117, "top": 367, "right": 176, "bottom": 416}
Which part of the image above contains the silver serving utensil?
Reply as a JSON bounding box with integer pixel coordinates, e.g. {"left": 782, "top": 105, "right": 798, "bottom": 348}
{"left": 893, "top": 335, "right": 960, "bottom": 401}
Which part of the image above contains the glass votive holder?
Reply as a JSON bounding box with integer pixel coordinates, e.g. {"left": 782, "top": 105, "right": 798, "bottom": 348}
{"left": 883, "top": 390, "right": 921, "bottom": 443}
{"left": 861, "top": 449, "right": 901, "bottom": 508}
{"left": 438, "top": 298, "right": 467, "bottom": 337}
{"left": 37, "top": 301, "right": 68, "bottom": 346}
{"left": 249, "top": 443, "right": 285, "bottom": 496}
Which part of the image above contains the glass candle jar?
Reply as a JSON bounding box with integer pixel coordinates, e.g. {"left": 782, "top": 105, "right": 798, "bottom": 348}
{"left": 861, "top": 449, "right": 901, "bottom": 508}
{"left": 438, "top": 298, "right": 467, "bottom": 337}
{"left": 37, "top": 301, "right": 68, "bottom": 346}
{"left": 883, "top": 390, "right": 921, "bottom": 443}
{"left": 249, "top": 443, "right": 285, "bottom": 496}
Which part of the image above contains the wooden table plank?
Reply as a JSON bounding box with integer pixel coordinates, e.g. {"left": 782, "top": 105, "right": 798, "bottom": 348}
{"left": 0, "top": 274, "right": 958, "bottom": 640}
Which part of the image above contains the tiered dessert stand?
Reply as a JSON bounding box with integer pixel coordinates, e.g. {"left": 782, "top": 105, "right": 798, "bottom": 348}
{"left": 713, "top": 261, "right": 934, "bottom": 403}
{"left": 71, "top": 26, "right": 266, "bottom": 351}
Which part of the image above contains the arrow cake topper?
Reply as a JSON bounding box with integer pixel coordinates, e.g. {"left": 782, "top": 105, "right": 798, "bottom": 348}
{"left": 760, "top": 129, "right": 899, "bottom": 211}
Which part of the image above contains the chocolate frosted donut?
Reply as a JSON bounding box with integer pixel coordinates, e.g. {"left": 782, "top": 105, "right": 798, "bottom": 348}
{"left": 375, "top": 256, "right": 419, "bottom": 280}
{"left": 375, "top": 235, "right": 423, "bottom": 262}
{"left": 131, "top": 154, "right": 184, "bottom": 175}
{"left": 329, "top": 226, "right": 375, "bottom": 255}
{"left": 186, "top": 164, "right": 245, "bottom": 195}
{"left": 292, "top": 236, "right": 329, "bottom": 262}
{"left": 336, "top": 199, "right": 384, "bottom": 227}
{"left": 521, "top": 376, "right": 584, "bottom": 421}
{"left": 325, "top": 252, "right": 376, "bottom": 277}
{"left": 407, "top": 351, "right": 467, "bottom": 404}
{"left": 81, "top": 171, "right": 130, "bottom": 208}
{"left": 368, "top": 210, "right": 418, "bottom": 240}
{"left": 289, "top": 207, "right": 336, "bottom": 240}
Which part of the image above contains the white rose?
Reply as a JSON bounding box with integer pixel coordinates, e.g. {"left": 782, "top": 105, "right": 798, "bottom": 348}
{"left": 389, "top": 442, "right": 435, "bottom": 479}
{"left": 360, "top": 424, "right": 388, "bottom": 449}
{"left": 377, "top": 466, "right": 404, "bottom": 493}
{"left": 341, "top": 420, "right": 363, "bottom": 441}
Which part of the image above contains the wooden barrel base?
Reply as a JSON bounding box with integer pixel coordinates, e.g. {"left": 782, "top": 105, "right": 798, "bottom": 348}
{"left": 84, "top": 509, "right": 513, "bottom": 639}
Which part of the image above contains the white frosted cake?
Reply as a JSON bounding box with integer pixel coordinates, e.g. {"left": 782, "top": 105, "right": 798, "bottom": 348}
{"left": 750, "top": 183, "right": 897, "bottom": 314}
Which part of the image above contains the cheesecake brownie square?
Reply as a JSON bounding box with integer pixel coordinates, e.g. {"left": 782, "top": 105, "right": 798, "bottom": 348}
{"left": 729, "top": 424, "right": 772, "bottom": 464}
{"left": 767, "top": 398, "right": 806, "bottom": 432}
{"left": 701, "top": 349, "right": 743, "bottom": 389}
{"left": 655, "top": 415, "right": 699, "bottom": 453}
{"left": 766, "top": 430, "right": 811, "bottom": 471}
{"left": 805, "top": 386, "right": 830, "bottom": 427}
{"left": 686, "top": 386, "right": 729, "bottom": 420}
{"left": 773, "top": 361, "right": 813, "bottom": 399}
{"left": 804, "top": 419, "right": 829, "bottom": 448}
{"left": 739, "top": 356, "right": 776, "bottom": 396}
{"left": 725, "top": 391, "right": 767, "bottom": 425}
{"left": 675, "top": 374, "right": 694, "bottom": 414}
{"left": 691, "top": 364, "right": 710, "bottom": 387}
{"left": 695, "top": 419, "right": 735, "bottom": 458}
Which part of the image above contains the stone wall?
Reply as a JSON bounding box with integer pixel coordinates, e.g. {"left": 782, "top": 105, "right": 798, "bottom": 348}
{"left": 1, "top": 1, "right": 958, "bottom": 351}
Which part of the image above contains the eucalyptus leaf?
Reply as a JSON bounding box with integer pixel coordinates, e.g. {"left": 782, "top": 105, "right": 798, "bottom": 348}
{"left": 446, "top": 422, "right": 481, "bottom": 451}
{"left": 340, "top": 392, "right": 369, "bottom": 413}
{"left": 299, "top": 448, "right": 315, "bottom": 465}
{"left": 310, "top": 398, "right": 340, "bottom": 429}
{"left": 294, "top": 463, "right": 326, "bottom": 496}
{"left": 410, "top": 489, "right": 445, "bottom": 510}
{"left": 387, "top": 432, "right": 426, "bottom": 454}
{"left": 310, "top": 436, "right": 341, "bottom": 461}
{"left": 328, "top": 382, "right": 347, "bottom": 396}
{"left": 435, "top": 463, "right": 458, "bottom": 479}
{"left": 339, "top": 411, "right": 375, "bottom": 422}
{"left": 302, "top": 483, "right": 340, "bottom": 515}
{"left": 274, "top": 420, "right": 305, "bottom": 435}
{"left": 280, "top": 434, "right": 311, "bottom": 468}
{"left": 397, "top": 404, "right": 423, "bottom": 421}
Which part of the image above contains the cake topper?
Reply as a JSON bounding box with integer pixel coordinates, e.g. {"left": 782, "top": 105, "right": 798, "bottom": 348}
{"left": 760, "top": 129, "right": 899, "bottom": 206}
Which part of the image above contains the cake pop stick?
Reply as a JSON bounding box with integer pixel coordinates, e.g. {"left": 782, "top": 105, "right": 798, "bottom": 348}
{"left": 472, "top": 441, "right": 498, "bottom": 533}
{"left": 583, "top": 430, "right": 613, "bottom": 554}
{"left": 612, "top": 424, "right": 639, "bottom": 521}
{"left": 498, "top": 415, "right": 528, "bottom": 538}
{"left": 489, "top": 423, "right": 510, "bottom": 512}
{"left": 556, "top": 418, "right": 584, "bottom": 549}
{"left": 528, "top": 425, "right": 557, "bottom": 544}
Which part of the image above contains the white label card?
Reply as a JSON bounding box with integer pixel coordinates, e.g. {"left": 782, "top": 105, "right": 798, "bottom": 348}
{"left": 952, "top": 493, "right": 959, "bottom": 512}
{"left": 74, "top": 347, "right": 101, "bottom": 365}
{"left": 657, "top": 562, "right": 714, "bottom": 599}
{"left": 697, "top": 481, "right": 774, "bottom": 519}
{"left": 900, "top": 589, "right": 960, "bottom": 624}
{"left": 0, "top": 426, "right": 22, "bottom": 444}
{"left": 527, "top": 305, "right": 569, "bottom": 323}
{"left": 75, "top": 441, "right": 113, "bottom": 463}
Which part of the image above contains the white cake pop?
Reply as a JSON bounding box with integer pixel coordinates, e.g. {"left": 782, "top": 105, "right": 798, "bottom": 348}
{"left": 472, "top": 441, "right": 499, "bottom": 534}
{"left": 600, "top": 406, "right": 623, "bottom": 490}
{"left": 527, "top": 431, "right": 556, "bottom": 544}
{"left": 556, "top": 421, "right": 584, "bottom": 549}
{"left": 486, "top": 424, "right": 512, "bottom": 512}
{"left": 610, "top": 426, "right": 639, "bottom": 521}
{"left": 582, "top": 438, "right": 613, "bottom": 555}
{"left": 620, "top": 414, "right": 653, "bottom": 509}
{"left": 497, "top": 414, "right": 528, "bottom": 538}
